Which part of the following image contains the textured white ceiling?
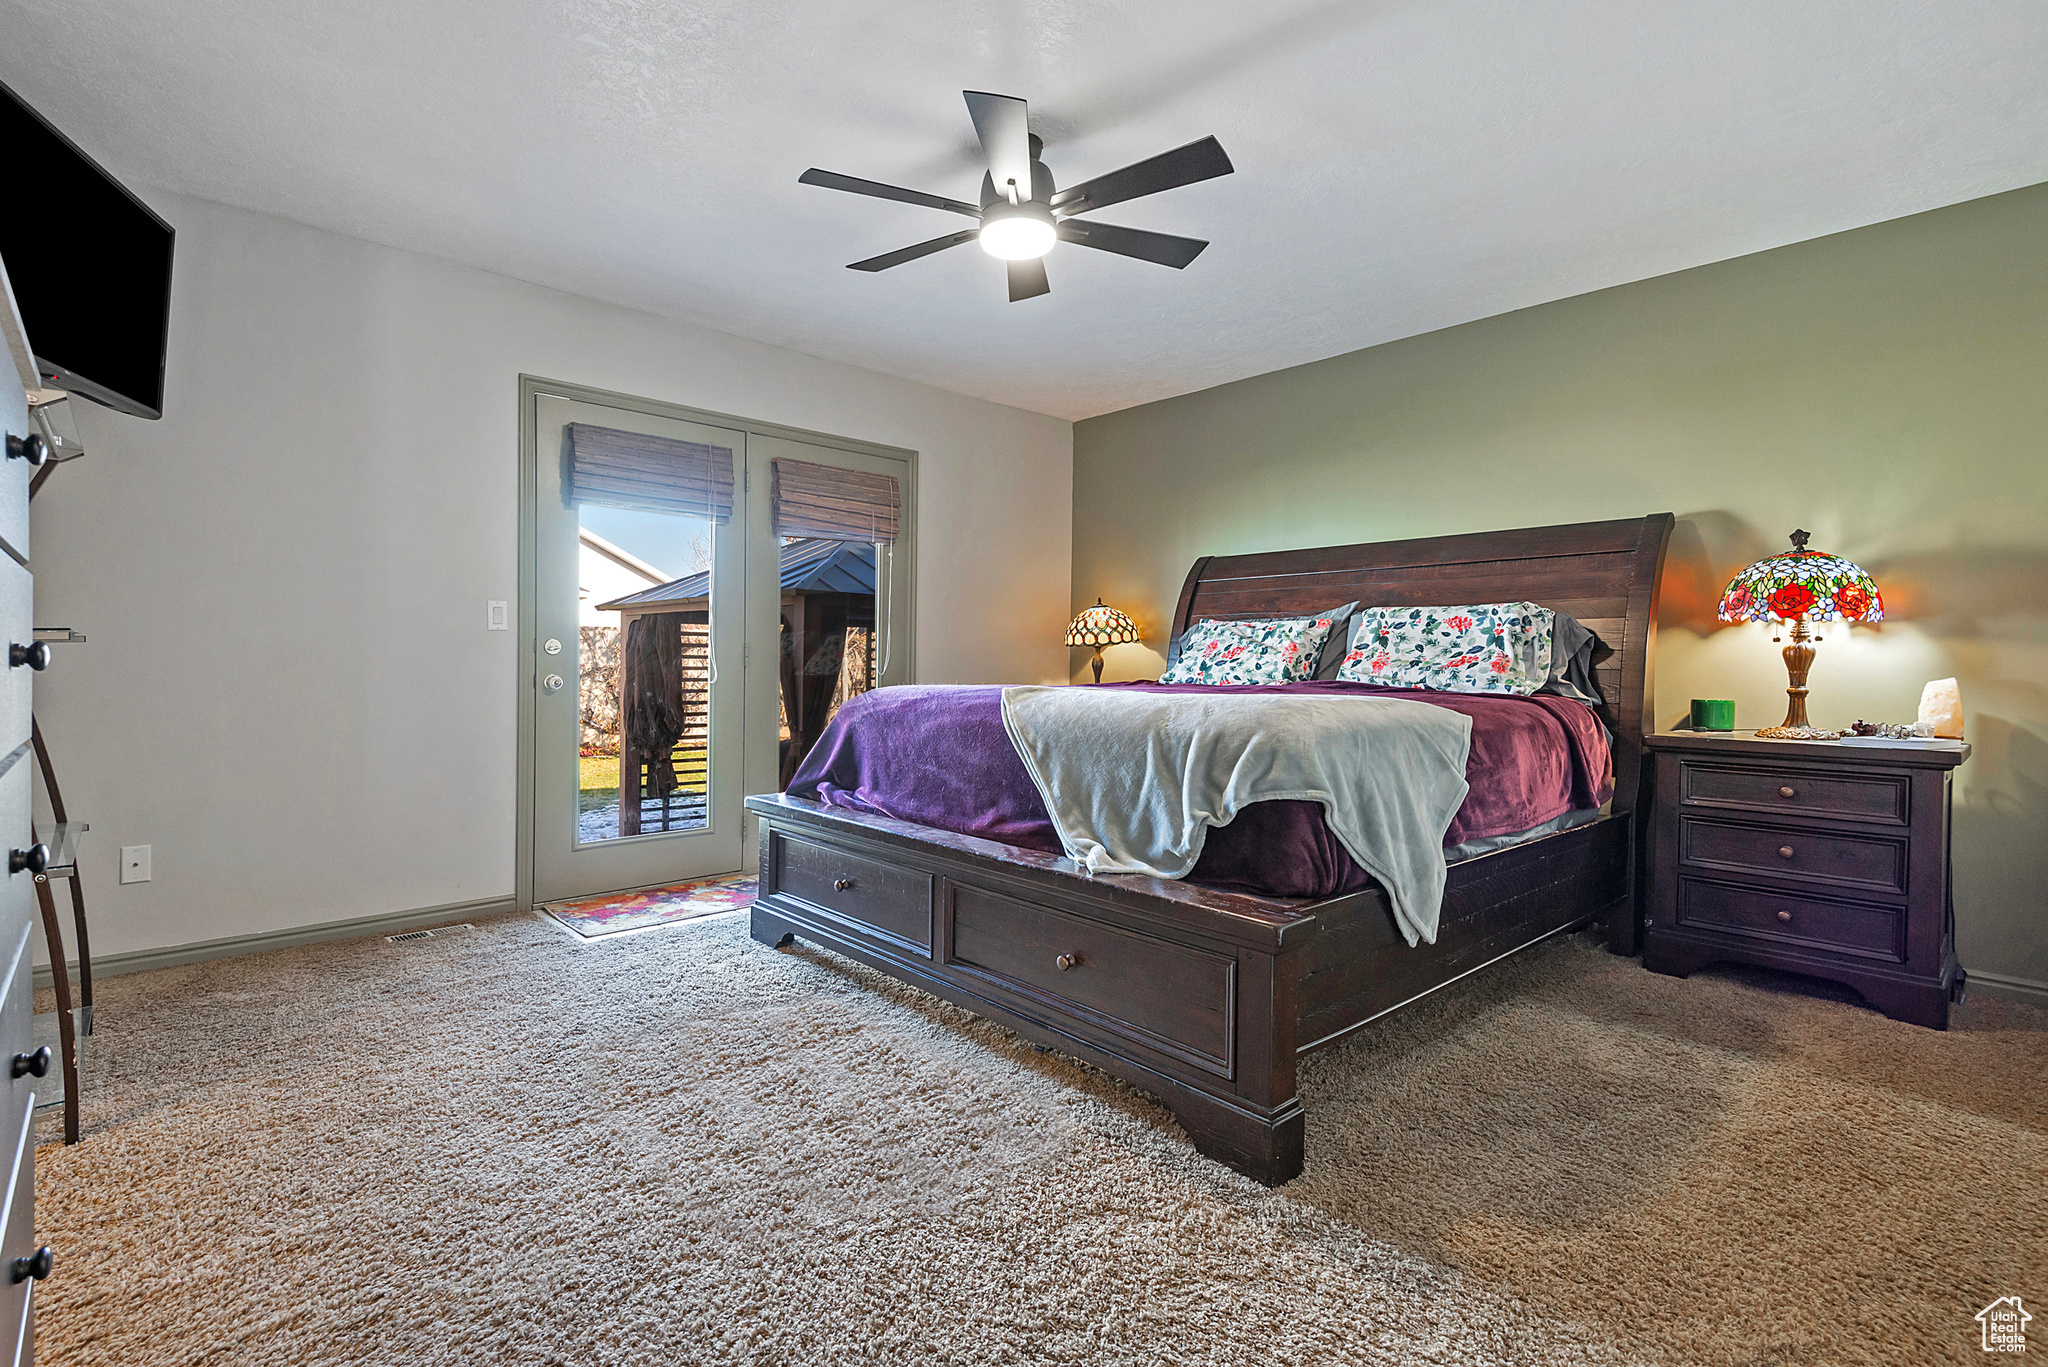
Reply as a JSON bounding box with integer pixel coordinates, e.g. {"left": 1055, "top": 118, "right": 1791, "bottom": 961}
{"left": 6, "top": 1, "right": 2046, "bottom": 420}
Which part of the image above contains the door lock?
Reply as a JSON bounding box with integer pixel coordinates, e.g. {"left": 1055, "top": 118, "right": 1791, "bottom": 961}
{"left": 543, "top": 638, "right": 563, "bottom": 655}
{"left": 542, "top": 674, "right": 566, "bottom": 693}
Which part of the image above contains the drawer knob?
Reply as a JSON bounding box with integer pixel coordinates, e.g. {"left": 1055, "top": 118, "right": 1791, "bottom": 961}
{"left": 5, "top": 433, "right": 47, "bottom": 467}
{"left": 7, "top": 642, "right": 50, "bottom": 671}
{"left": 1055, "top": 952, "right": 1079, "bottom": 971}
{"left": 832, "top": 878, "right": 854, "bottom": 891}
{"left": 1779, "top": 786, "right": 1796, "bottom": 799}
{"left": 7, "top": 844, "right": 46, "bottom": 876}
{"left": 1779, "top": 846, "right": 1795, "bottom": 859}
{"left": 10, "top": 1047, "right": 49, "bottom": 1079}
{"left": 9, "top": 1246, "right": 51, "bottom": 1283}
{"left": 1777, "top": 910, "right": 1793, "bottom": 923}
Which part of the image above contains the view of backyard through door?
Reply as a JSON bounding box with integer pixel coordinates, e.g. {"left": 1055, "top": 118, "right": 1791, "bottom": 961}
{"left": 526, "top": 382, "right": 915, "bottom": 909}
{"left": 575, "top": 503, "right": 716, "bottom": 842}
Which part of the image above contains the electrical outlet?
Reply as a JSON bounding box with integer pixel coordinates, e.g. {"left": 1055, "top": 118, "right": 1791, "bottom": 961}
{"left": 486, "top": 600, "right": 509, "bottom": 630}
{"left": 120, "top": 844, "right": 151, "bottom": 884}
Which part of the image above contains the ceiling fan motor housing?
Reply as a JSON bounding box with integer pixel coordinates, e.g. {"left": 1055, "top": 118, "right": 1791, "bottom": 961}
{"left": 979, "top": 152, "right": 1057, "bottom": 209}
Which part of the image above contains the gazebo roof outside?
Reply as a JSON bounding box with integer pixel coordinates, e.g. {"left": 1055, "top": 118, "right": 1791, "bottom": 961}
{"left": 595, "top": 537, "right": 876, "bottom": 612}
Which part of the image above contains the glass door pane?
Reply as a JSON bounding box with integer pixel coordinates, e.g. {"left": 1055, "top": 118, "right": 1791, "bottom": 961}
{"left": 575, "top": 502, "right": 715, "bottom": 841}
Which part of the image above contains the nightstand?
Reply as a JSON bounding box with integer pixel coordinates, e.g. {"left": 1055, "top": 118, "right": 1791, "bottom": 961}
{"left": 1641, "top": 730, "right": 1970, "bottom": 1029}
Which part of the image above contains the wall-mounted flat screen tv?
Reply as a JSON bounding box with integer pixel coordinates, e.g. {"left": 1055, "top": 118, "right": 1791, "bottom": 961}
{"left": 0, "top": 79, "right": 174, "bottom": 420}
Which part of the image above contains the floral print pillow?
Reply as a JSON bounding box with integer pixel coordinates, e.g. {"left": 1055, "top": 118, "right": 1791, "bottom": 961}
{"left": 1158, "top": 614, "right": 1341, "bottom": 685}
{"left": 1335, "top": 601, "right": 1555, "bottom": 696}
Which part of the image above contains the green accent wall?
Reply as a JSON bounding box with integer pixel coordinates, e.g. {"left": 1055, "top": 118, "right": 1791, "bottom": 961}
{"left": 1073, "top": 181, "right": 2048, "bottom": 993}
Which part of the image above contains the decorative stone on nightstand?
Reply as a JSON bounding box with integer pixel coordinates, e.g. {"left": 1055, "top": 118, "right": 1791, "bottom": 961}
{"left": 1641, "top": 730, "right": 1970, "bottom": 1029}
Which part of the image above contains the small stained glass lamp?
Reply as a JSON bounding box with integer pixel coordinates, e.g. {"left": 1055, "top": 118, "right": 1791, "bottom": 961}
{"left": 1065, "top": 599, "right": 1141, "bottom": 684}
{"left": 1717, "top": 529, "right": 1884, "bottom": 738}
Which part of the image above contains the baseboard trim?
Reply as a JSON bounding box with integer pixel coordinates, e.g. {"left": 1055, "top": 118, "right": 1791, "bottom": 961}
{"left": 32, "top": 894, "right": 518, "bottom": 991}
{"left": 1967, "top": 970, "right": 2048, "bottom": 1007}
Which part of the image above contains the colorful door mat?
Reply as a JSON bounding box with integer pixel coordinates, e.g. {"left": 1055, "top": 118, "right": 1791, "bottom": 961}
{"left": 542, "top": 874, "right": 757, "bottom": 939}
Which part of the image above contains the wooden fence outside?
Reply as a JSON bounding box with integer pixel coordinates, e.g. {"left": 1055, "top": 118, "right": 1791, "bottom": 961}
{"left": 623, "top": 622, "right": 710, "bottom": 835}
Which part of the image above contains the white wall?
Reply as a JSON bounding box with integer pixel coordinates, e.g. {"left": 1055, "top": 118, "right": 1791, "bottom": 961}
{"left": 31, "top": 190, "right": 1072, "bottom": 961}
{"left": 578, "top": 533, "right": 668, "bottom": 628}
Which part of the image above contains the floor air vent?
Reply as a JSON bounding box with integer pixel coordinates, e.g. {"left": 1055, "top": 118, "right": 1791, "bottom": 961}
{"left": 386, "top": 924, "right": 477, "bottom": 944}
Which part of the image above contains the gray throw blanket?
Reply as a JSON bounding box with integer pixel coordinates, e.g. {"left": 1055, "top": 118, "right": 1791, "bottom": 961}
{"left": 999, "top": 688, "right": 1474, "bottom": 945}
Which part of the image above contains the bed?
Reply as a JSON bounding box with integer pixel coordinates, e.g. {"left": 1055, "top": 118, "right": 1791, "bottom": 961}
{"left": 744, "top": 513, "right": 1673, "bottom": 1184}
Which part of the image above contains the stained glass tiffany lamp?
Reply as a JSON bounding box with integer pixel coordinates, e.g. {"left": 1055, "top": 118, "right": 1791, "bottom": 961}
{"left": 1717, "top": 529, "right": 1884, "bottom": 738}
{"left": 1065, "top": 599, "right": 1141, "bottom": 683}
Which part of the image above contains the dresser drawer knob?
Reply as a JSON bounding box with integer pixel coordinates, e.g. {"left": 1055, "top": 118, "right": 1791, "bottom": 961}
{"left": 1055, "top": 953, "right": 1079, "bottom": 972}
{"left": 9, "top": 1246, "right": 51, "bottom": 1283}
{"left": 1778, "top": 846, "right": 1795, "bottom": 859}
{"left": 1778, "top": 786, "right": 1796, "bottom": 799}
{"left": 832, "top": 878, "right": 854, "bottom": 892}
{"left": 1776, "top": 910, "right": 1793, "bottom": 923}
{"left": 5, "top": 433, "right": 47, "bottom": 467}
{"left": 7, "top": 642, "right": 50, "bottom": 671}
{"left": 7, "top": 845, "right": 46, "bottom": 876}
{"left": 10, "top": 1047, "right": 49, "bottom": 1079}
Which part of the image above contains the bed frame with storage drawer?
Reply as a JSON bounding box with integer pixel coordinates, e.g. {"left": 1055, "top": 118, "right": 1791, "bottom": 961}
{"left": 747, "top": 513, "right": 1673, "bottom": 1185}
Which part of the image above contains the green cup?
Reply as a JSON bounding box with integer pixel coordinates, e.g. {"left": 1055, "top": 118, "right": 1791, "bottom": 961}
{"left": 1690, "top": 699, "right": 1735, "bottom": 731}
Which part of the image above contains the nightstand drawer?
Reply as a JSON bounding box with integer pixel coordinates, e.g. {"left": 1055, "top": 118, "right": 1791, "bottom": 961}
{"left": 1676, "top": 879, "right": 1902, "bottom": 961}
{"left": 1679, "top": 816, "right": 1906, "bottom": 898}
{"left": 1679, "top": 761, "right": 1908, "bottom": 825}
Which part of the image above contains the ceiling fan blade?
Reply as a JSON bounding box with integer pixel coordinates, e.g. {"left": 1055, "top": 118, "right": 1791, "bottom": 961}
{"left": 847, "top": 230, "right": 981, "bottom": 272}
{"left": 1007, "top": 257, "right": 1050, "bottom": 302}
{"left": 1049, "top": 136, "right": 1234, "bottom": 216}
{"left": 1055, "top": 218, "right": 1208, "bottom": 269}
{"left": 800, "top": 168, "right": 980, "bottom": 219}
{"left": 963, "top": 91, "right": 1034, "bottom": 203}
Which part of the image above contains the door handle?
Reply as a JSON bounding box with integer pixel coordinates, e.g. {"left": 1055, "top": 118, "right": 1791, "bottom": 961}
{"left": 542, "top": 674, "right": 565, "bottom": 693}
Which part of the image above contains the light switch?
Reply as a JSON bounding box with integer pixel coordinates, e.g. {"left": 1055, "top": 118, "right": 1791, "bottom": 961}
{"left": 487, "top": 600, "right": 509, "bottom": 631}
{"left": 120, "top": 844, "right": 151, "bottom": 884}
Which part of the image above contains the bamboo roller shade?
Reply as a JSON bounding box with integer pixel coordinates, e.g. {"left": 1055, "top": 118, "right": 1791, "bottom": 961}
{"left": 772, "top": 457, "right": 899, "bottom": 542}
{"left": 568, "top": 423, "right": 735, "bottom": 523}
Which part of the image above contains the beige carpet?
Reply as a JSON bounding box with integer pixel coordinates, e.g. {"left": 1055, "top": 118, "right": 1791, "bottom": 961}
{"left": 34, "top": 910, "right": 2046, "bottom": 1366}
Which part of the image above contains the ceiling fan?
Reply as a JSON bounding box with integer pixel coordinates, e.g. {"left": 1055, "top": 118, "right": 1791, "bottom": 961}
{"left": 799, "top": 91, "right": 1235, "bottom": 302}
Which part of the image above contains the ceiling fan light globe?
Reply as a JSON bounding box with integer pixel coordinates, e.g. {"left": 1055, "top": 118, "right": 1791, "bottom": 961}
{"left": 978, "top": 206, "right": 1057, "bottom": 260}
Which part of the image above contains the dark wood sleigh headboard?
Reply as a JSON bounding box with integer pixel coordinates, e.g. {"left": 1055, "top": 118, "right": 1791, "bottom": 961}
{"left": 1169, "top": 514, "right": 1675, "bottom": 814}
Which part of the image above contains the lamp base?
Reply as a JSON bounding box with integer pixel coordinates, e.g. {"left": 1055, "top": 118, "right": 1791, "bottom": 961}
{"left": 1754, "top": 619, "right": 1839, "bottom": 738}
{"left": 1777, "top": 617, "right": 1816, "bottom": 729}
{"left": 1090, "top": 650, "right": 1105, "bottom": 685}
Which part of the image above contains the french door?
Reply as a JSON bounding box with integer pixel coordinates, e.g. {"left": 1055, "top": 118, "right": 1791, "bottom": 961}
{"left": 527, "top": 389, "right": 748, "bottom": 903}
{"left": 520, "top": 380, "right": 916, "bottom": 908}
{"left": 745, "top": 434, "right": 910, "bottom": 790}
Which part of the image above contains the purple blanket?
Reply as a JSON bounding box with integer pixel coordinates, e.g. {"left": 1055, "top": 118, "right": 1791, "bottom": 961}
{"left": 789, "top": 681, "right": 1612, "bottom": 899}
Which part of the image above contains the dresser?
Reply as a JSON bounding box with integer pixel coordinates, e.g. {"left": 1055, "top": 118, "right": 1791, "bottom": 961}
{"left": 0, "top": 365, "right": 49, "bottom": 1360}
{"left": 1642, "top": 730, "right": 1969, "bottom": 1029}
